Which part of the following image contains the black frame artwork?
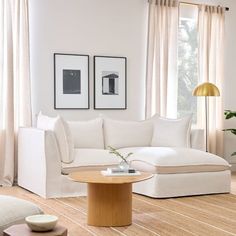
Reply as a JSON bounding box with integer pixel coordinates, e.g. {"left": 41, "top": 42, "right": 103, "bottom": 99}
{"left": 54, "top": 53, "right": 89, "bottom": 109}
{"left": 94, "top": 56, "right": 127, "bottom": 110}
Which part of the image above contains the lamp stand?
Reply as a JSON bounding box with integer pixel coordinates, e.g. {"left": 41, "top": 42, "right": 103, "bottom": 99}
{"left": 193, "top": 82, "right": 220, "bottom": 153}
{"left": 205, "top": 96, "right": 208, "bottom": 152}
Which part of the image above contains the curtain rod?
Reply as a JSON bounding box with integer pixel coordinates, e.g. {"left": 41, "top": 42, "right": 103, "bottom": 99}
{"left": 180, "top": 1, "right": 229, "bottom": 11}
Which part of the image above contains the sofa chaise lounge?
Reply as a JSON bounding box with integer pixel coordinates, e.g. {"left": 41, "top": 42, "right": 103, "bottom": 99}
{"left": 18, "top": 114, "right": 231, "bottom": 198}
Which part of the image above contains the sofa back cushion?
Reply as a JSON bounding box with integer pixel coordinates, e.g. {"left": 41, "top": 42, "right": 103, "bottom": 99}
{"left": 68, "top": 118, "right": 104, "bottom": 149}
{"left": 151, "top": 115, "right": 192, "bottom": 148}
{"left": 103, "top": 116, "right": 158, "bottom": 149}
{"left": 37, "top": 112, "right": 73, "bottom": 163}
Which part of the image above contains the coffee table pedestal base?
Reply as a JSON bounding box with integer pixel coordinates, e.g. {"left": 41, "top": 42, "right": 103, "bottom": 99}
{"left": 87, "top": 183, "right": 132, "bottom": 227}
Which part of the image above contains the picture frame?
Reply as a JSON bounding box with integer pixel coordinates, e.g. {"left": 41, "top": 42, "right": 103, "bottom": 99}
{"left": 54, "top": 53, "right": 89, "bottom": 109}
{"left": 94, "top": 56, "right": 127, "bottom": 109}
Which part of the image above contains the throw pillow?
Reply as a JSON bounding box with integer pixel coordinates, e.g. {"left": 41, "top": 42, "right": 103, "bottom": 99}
{"left": 151, "top": 115, "right": 192, "bottom": 148}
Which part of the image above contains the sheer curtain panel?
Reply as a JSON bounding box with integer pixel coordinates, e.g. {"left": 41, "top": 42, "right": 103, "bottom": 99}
{"left": 198, "top": 5, "right": 225, "bottom": 155}
{"left": 0, "top": 0, "right": 32, "bottom": 186}
{"left": 145, "top": 0, "right": 178, "bottom": 118}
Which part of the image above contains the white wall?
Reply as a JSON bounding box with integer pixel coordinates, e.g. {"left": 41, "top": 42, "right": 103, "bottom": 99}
{"left": 29, "top": 0, "right": 148, "bottom": 121}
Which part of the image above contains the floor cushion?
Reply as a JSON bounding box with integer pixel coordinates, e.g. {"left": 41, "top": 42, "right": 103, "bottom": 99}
{"left": 0, "top": 195, "right": 43, "bottom": 235}
{"left": 118, "top": 147, "right": 230, "bottom": 174}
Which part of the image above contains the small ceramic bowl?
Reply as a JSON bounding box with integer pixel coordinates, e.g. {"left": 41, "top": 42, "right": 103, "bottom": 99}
{"left": 25, "top": 214, "right": 58, "bottom": 232}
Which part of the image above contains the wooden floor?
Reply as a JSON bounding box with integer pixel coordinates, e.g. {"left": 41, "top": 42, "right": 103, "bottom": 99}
{"left": 1, "top": 174, "right": 236, "bottom": 236}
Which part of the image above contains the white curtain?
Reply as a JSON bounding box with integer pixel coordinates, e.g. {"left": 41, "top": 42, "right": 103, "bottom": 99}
{"left": 0, "top": 0, "right": 32, "bottom": 186}
{"left": 145, "top": 0, "right": 178, "bottom": 118}
{"left": 198, "top": 5, "right": 225, "bottom": 155}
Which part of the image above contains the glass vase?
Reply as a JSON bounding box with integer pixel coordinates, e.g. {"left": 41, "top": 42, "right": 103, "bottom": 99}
{"left": 119, "top": 160, "right": 130, "bottom": 171}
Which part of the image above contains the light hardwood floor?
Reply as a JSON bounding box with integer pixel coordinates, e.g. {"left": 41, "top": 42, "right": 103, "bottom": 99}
{"left": 1, "top": 174, "right": 236, "bottom": 236}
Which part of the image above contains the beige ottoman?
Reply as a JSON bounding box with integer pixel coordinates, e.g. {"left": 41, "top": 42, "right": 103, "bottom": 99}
{"left": 0, "top": 196, "right": 43, "bottom": 236}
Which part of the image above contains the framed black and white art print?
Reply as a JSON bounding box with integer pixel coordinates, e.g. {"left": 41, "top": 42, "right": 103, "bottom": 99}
{"left": 94, "top": 56, "right": 127, "bottom": 109}
{"left": 54, "top": 53, "right": 89, "bottom": 109}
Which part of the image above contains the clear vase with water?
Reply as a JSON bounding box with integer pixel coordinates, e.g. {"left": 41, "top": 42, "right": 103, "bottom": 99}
{"left": 119, "top": 160, "right": 130, "bottom": 171}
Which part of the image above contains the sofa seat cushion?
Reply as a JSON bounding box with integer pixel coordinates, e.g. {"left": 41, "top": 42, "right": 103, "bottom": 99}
{"left": 0, "top": 196, "right": 43, "bottom": 234}
{"left": 62, "top": 149, "right": 120, "bottom": 174}
{"left": 118, "top": 147, "right": 230, "bottom": 174}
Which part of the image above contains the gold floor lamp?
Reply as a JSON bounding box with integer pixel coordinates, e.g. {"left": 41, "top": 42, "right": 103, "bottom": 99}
{"left": 193, "top": 82, "right": 220, "bottom": 152}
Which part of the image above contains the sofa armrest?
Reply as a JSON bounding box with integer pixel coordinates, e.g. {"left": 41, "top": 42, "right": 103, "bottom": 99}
{"left": 191, "top": 129, "right": 205, "bottom": 151}
{"left": 18, "top": 127, "right": 61, "bottom": 197}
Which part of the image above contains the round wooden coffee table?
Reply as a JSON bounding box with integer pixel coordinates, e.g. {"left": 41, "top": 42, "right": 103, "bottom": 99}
{"left": 69, "top": 171, "right": 153, "bottom": 227}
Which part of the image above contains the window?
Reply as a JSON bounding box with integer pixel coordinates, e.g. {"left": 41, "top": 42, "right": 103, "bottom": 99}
{"left": 177, "top": 4, "right": 199, "bottom": 124}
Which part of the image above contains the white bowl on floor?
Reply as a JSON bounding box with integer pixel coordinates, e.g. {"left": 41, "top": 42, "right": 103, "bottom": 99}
{"left": 25, "top": 214, "right": 58, "bottom": 232}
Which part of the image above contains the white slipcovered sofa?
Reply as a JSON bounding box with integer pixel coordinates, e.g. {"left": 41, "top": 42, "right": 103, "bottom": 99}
{"left": 18, "top": 113, "right": 231, "bottom": 198}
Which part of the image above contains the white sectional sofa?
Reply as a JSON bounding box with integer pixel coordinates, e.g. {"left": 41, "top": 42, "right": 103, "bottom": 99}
{"left": 18, "top": 113, "right": 231, "bottom": 198}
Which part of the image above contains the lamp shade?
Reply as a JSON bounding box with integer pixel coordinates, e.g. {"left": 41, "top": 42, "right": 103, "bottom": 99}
{"left": 192, "top": 82, "right": 220, "bottom": 97}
